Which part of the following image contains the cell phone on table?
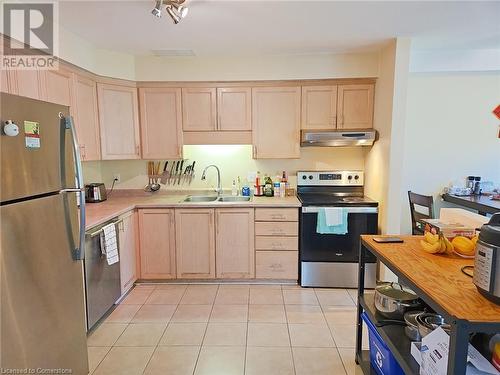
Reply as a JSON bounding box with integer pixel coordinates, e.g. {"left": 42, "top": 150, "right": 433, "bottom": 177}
{"left": 373, "top": 237, "right": 404, "bottom": 243}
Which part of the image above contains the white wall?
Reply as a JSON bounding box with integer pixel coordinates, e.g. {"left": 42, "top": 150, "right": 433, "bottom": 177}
{"left": 59, "top": 27, "right": 136, "bottom": 80}
{"left": 364, "top": 38, "right": 411, "bottom": 234}
{"left": 399, "top": 71, "right": 500, "bottom": 233}
{"left": 87, "top": 145, "right": 368, "bottom": 190}
{"left": 134, "top": 52, "right": 379, "bottom": 81}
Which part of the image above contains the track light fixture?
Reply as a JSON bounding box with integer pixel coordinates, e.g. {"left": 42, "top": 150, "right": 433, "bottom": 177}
{"left": 151, "top": 0, "right": 189, "bottom": 24}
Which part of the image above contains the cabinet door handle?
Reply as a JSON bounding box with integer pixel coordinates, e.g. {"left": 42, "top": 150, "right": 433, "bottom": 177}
{"left": 135, "top": 145, "right": 140, "bottom": 155}
{"left": 253, "top": 145, "right": 257, "bottom": 157}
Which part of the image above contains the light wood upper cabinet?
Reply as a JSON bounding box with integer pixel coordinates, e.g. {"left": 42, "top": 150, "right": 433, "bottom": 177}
{"left": 217, "top": 87, "right": 252, "bottom": 131}
{"left": 73, "top": 75, "right": 101, "bottom": 161}
{"left": 138, "top": 208, "right": 176, "bottom": 279}
{"left": 97, "top": 83, "right": 141, "bottom": 160}
{"left": 8, "top": 70, "right": 44, "bottom": 100}
{"left": 216, "top": 208, "right": 255, "bottom": 279}
{"left": 252, "top": 86, "right": 301, "bottom": 159}
{"left": 1, "top": 70, "right": 10, "bottom": 93}
{"left": 175, "top": 209, "right": 215, "bottom": 279}
{"left": 139, "top": 87, "right": 183, "bottom": 159}
{"left": 118, "top": 211, "right": 138, "bottom": 294}
{"left": 301, "top": 85, "right": 337, "bottom": 130}
{"left": 41, "top": 67, "right": 74, "bottom": 107}
{"left": 182, "top": 88, "right": 217, "bottom": 131}
{"left": 337, "top": 84, "right": 374, "bottom": 129}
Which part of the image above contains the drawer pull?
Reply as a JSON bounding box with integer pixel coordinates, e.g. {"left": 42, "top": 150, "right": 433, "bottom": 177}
{"left": 271, "top": 214, "right": 285, "bottom": 220}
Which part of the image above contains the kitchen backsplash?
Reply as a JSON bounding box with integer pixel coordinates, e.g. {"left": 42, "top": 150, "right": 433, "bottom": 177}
{"left": 82, "top": 145, "right": 368, "bottom": 191}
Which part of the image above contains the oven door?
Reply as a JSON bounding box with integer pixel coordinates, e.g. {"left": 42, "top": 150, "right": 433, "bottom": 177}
{"left": 300, "top": 206, "right": 378, "bottom": 263}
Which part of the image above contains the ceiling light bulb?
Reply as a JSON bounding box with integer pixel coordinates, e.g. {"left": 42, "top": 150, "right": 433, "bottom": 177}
{"left": 152, "top": 0, "right": 162, "bottom": 17}
{"left": 166, "top": 6, "right": 180, "bottom": 24}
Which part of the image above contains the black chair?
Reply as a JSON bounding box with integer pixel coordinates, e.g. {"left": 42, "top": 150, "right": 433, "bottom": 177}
{"left": 408, "top": 191, "right": 434, "bottom": 235}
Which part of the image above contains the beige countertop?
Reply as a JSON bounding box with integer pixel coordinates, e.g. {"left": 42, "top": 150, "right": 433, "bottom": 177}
{"left": 85, "top": 190, "right": 301, "bottom": 230}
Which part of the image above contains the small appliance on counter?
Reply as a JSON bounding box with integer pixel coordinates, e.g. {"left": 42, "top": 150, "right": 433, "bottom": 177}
{"left": 473, "top": 213, "right": 500, "bottom": 305}
{"left": 85, "top": 183, "right": 107, "bottom": 203}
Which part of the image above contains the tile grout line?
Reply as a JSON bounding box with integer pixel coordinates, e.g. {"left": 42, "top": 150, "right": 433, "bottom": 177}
{"left": 93, "top": 285, "right": 154, "bottom": 375}
{"left": 282, "top": 284, "right": 297, "bottom": 375}
{"left": 140, "top": 284, "right": 186, "bottom": 375}
{"left": 243, "top": 285, "right": 250, "bottom": 375}
{"left": 191, "top": 284, "right": 219, "bottom": 375}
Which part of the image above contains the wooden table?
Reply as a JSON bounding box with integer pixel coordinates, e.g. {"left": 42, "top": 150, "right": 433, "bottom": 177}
{"left": 442, "top": 193, "right": 500, "bottom": 215}
{"left": 355, "top": 235, "right": 500, "bottom": 375}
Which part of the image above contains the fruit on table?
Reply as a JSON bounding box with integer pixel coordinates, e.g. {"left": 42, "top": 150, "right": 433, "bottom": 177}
{"left": 452, "top": 236, "right": 476, "bottom": 256}
{"left": 424, "top": 232, "right": 439, "bottom": 245}
{"left": 421, "top": 232, "right": 454, "bottom": 254}
{"left": 420, "top": 239, "right": 442, "bottom": 254}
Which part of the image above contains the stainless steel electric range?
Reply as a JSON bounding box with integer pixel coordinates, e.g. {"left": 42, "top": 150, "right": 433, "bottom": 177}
{"left": 297, "top": 171, "right": 378, "bottom": 288}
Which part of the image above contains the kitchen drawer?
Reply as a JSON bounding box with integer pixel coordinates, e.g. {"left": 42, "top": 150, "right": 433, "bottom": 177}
{"left": 255, "top": 208, "right": 298, "bottom": 222}
{"left": 255, "top": 236, "right": 298, "bottom": 251}
{"left": 255, "top": 221, "right": 298, "bottom": 236}
{"left": 256, "top": 251, "right": 298, "bottom": 279}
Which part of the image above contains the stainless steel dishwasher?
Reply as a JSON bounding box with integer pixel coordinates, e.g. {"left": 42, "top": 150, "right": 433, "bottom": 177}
{"left": 84, "top": 218, "right": 122, "bottom": 331}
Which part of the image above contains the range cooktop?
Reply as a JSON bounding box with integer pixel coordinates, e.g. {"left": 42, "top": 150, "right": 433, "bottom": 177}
{"left": 297, "top": 171, "right": 378, "bottom": 207}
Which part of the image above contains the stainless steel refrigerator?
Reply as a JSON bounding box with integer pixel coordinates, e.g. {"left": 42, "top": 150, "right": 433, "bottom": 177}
{"left": 0, "top": 93, "right": 88, "bottom": 374}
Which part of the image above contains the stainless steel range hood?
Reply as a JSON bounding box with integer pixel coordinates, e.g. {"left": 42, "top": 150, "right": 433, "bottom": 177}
{"left": 301, "top": 130, "right": 378, "bottom": 147}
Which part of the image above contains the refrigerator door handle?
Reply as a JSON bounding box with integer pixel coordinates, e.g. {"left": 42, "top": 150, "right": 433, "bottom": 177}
{"left": 61, "top": 114, "right": 86, "bottom": 261}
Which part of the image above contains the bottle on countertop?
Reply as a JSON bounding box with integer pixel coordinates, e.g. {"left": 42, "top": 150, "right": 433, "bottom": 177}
{"left": 254, "top": 172, "right": 263, "bottom": 196}
{"left": 281, "top": 170, "right": 288, "bottom": 197}
{"left": 264, "top": 175, "right": 274, "bottom": 197}
{"left": 237, "top": 176, "right": 241, "bottom": 196}
{"left": 274, "top": 175, "right": 281, "bottom": 198}
{"left": 473, "top": 176, "right": 482, "bottom": 195}
{"left": 231, "top": 180, "right": 238, "bottom": 196}
{"left": 242, "top": 178, "right": 251, "bottom": 197}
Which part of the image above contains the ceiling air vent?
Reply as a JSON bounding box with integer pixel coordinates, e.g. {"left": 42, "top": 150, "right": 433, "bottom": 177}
{"left": 151, "top": 49, "right": 195, "bottom": 57}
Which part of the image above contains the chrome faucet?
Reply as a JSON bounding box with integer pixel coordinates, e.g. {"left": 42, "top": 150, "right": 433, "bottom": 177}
{"left": 201, "top": 164, "right": 222, "bottom": 196}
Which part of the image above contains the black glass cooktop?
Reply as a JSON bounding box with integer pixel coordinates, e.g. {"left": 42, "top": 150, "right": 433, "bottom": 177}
{"left": 297, "top": 193, "right": 378, "bottom": 207}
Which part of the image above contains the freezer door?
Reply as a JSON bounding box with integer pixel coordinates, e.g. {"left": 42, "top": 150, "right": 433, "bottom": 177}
{"left": 0, "top": 194, "right": 88, "bottom": 375}
{"left": 0, "top": 93, "right": 72, "bottom": 203}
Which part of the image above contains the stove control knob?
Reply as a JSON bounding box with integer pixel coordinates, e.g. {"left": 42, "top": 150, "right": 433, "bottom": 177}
{"left": 354, "top": 175, "right": 359, "bottom": 180}
{"left": 348, "top": 175, "right": 353, "bottom": 180}
{"left": 308, "top": 175, "right": 313, "bottom": 180}
{"left": 302, "top": 175, "right": 307, "bottom": 180}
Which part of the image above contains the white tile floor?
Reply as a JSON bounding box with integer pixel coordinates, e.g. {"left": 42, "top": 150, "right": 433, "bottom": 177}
{"left": 87, "top": 284, "right": 367, "bottom": 375}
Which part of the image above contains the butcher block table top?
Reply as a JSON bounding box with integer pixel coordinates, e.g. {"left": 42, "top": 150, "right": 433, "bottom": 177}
{"left": 361, "top": 235, "right": 500, "bottom": 323}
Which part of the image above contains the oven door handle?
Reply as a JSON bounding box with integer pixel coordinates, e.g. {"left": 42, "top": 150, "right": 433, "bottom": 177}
{"left": 301, "top": 206, "right": 378, "bottom": 214}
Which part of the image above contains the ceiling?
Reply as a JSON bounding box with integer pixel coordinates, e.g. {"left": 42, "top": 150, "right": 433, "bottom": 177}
{"left": 59, "top": 1, "right": 500, "bottom": 57}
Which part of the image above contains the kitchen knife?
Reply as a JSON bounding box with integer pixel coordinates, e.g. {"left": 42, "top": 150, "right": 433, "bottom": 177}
{"left": 160, "top": 161, "right": 169, "bottom": 184}
{"left": 189, "top": 161, "right": 195, "bottom": 183}
{"left": 173, "top": 160, "right": 180, "bottom": 185}
{"left": 183, "top": 164, "right": 190, "bottom": 184}
{"left": 169, "top": 161, "right": 175, "bottom": 184}
{"left": 177, "top": 160, "right": 184, "bottom": 185}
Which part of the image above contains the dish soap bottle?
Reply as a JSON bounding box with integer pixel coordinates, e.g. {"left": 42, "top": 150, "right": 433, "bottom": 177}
{"left": 264, "top": 175, "right": 274, "bottom": 197}
{"left": 231, "top": 179, "right": 238, "bottom": 196}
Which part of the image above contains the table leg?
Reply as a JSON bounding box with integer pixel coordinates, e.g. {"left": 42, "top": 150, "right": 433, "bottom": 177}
{"left": 355, "top": 242, "right": 367, "bottom": 364}
{"left": 447, "top": 320, "right": 469, "bottom": 375}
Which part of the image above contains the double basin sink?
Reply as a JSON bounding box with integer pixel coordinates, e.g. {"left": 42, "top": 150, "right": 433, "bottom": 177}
{"left": 183, "top": 195, "right": 251, "bottom": 203}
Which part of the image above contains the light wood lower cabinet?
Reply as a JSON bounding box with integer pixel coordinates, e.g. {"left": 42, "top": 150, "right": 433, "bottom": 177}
{"left": 216, "top": 208, "right": 255, "bottom": 279}
{"left": 175, "top": 209, "right": 216, "bottom": 279}
{"left": 138, "top": 209, "right": 176, "bottom": 279}
{"left": 118, "top": 211, "right": 138, "bottom": 294}
{"left": 256, "top": 251, "right": 298, "bottom": 279}
{"left": 255, "top": 208, "right": 299, "bottom": 280}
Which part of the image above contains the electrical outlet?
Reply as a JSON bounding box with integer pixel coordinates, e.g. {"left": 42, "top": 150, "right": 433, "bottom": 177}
{"left": 113, "top": 174, "right": 121, "bottom": 183}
